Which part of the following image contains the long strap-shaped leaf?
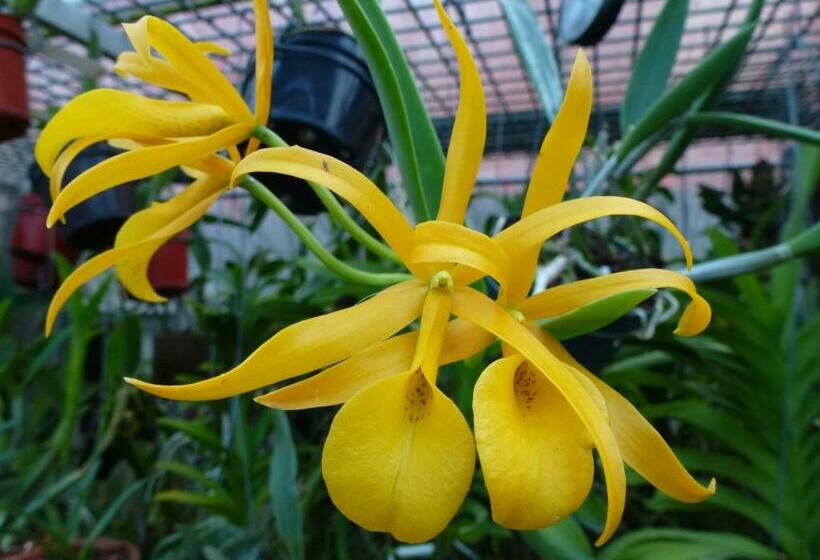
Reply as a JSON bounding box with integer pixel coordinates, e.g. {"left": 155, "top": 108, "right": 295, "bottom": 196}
{"left": 620, "top": 0, "right": 688, "bottom": 132}
{"left": 338, "top": 0, "right": 444, "bottom": 221}
{"left": 497, "top": 0, "right": 563, "bottom": 122}
{"left": 642, "top": 0, "right": 764, "bottom": 186}
{"left": 618, "top": 22, "right": 755, "bottom": 157}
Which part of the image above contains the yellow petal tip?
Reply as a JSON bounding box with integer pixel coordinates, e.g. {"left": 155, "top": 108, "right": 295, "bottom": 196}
{"left": 706, "top": 477, "right": 717, "bottom": 495}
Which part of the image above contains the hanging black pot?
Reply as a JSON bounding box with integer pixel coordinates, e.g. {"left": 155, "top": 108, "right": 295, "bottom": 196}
{"left": 559, "top": 0, "right": 626, "bottom": 46}
{"left": 242, "top": 27, "right": 386, "bottom": 214}
{"left": 29, "top": 145, "right": 138, "bottom": 251}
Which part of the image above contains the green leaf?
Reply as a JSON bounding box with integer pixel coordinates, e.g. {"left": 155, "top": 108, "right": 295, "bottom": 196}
{"left": 157, "top": 417, "right": 224, "bottom": 451}
{"left": 154, "top": 489, "right": 236, "bottom": 515}
{"left": 619, "top": 23, "right": 755, "bottom": 157}
{"left": 621, "top": 0, "right": 689, "bottom": 132}
{"left": 521, "top": 517, "right": 594, "bottom": 560}
{"left": 539, "top": 288, "right": 656, "bottom": 340}
{"left": 156, "top": 460, "right": 228, "bottom": 496}
{"left": 269, "top": 411, "right": 304, "bottom": 560}
{"left": 687, "top": 111, "right": 820, "bottom": 146}
{"left": 338, "top": 0, "right": 444, "bottom": 221}
{"left": 771, "top": 145, "right": 820, "bottom": 314}
{"left": 600, "top": 528, "right": 777, "bottom": 560}
{"left": 642, "top": 0, "right": 764, "bottom": 187}
{"left": 78, "top": 480, "right": 145, "bottom": 560}
{"left": 498, "top": 0, "right": 563, "bottom": 121}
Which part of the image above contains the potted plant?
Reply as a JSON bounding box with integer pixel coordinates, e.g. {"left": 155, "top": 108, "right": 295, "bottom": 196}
{"left": 9, "top": 193, "right": 73, "bottom": 290}
{"left": 0, "top": 1, "right": 35, "bottom": 141}
{"left": 28, "top": 146, "right": 138, "bottom": 252}
{"left": 241, "top": 26, "right": 386, "bottom": 213}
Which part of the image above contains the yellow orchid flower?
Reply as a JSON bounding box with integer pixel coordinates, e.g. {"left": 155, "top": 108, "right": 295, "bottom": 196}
{"left": 39, "top": 0, "right": 273, "bottom": 330}
{"left": 35, "top": 0, "right": 273, "bottom": 228}
{"left": 45, "top": 153, "right": 234, "bottom": 335}
{"left": 126, "top": 0, "right": 712, "bottom": 545}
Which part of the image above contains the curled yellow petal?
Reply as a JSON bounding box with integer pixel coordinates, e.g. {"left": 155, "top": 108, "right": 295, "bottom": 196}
{"left": 510, "top": 50, "right": 593, "bottom": 302}
{"left": 538, "top": 331, "right": 716, "bottom": 503}
{"left": 433, "top": 0, "right": 486, "bottom": 224}
{"left": 48, "top": 124, "right": 253, "bottom": 226}
{"left": 474, "top": 355, "right": 594, "bottom": 529}
{"left": 246, "top": 0, "right": 274, "bottom": 154}
{"left": 411, "top": 221, "right": 510, "bottom": 298}
{"left": 114, "top": 156, "right": 233, "bottom": 301}
{"left": 136, "top": 16, "right": 251, "bottom": 121}
{"left": 49, "top": 134, "right": 107, "bottom": 207}
{"left": 322, "top": 370, "right": 475, "bottom": 543}
{"left": 45, "top": 190, "right": 221, "bottom": 335}
{"left": 519, "top": 268, "right": 711, "bottom": 336}
{"left": 451, "top": 286, "right": 624, "bottom": 545}
{"left": 497, "top": 196, "right": 693, "bottom": 269}
{"left": 125, "top": 282, "right": 427, "bottom": 400}
{"left": 35, "top": 89, "right": 234, "bottom": 174}
{"left": 256, "top": 319, "right": 493, "bottom": 410}
{"left": 232, "top": 146, "right": 417, "bottom": 268}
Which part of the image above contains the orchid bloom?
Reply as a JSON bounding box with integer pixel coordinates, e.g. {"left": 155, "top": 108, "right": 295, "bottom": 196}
{"left": 40, "top": 0, "right": 273, "bottom": 331}
{"left": 126, "top": 0, "right": 714, "bottom": 545}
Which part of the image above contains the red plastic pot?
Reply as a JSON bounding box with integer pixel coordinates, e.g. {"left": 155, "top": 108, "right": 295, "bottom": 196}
{"left": 12, "top": 256, "right": 57, "bottom": 290}
{"left": 10, "top": 194, "right": 74, "bottom": 291}
{"left": 0, "top": 14, "right": 29, "bottom": 141}
{"left": 147, "top": 231, "right": 190, "bottom": 297}
{"left": 11, "top": 194, "right": 54, "bottom": 260}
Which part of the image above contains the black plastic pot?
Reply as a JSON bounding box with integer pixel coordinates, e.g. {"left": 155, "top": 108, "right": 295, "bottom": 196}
{"left": 242, "top": 28, "right": 385, "bottom": 214}
{"left": 559, "top": 0, "right": 626, "bottom": 46}
{"left": 29, "top": 145, "right": 138, "bottom": 251}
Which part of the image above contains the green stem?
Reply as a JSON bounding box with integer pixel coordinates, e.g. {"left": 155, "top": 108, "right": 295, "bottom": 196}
{"left": 685, "top": 222, "right": 820, "bottom": 282}
{"left": 251, "top": 125, "right": 401, "bottom": 264}
{"left": 242, "top": 175, "right": 411, "bottom": 286}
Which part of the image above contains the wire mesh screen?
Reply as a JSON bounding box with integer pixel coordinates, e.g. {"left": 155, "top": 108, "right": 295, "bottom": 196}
{"left": 17, "top": 0, "right": 820, "bottom": 186}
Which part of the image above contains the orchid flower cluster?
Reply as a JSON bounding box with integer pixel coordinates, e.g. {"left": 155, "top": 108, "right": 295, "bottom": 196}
{"left": 37, "top": 0, "right": 715, "bottom": 545}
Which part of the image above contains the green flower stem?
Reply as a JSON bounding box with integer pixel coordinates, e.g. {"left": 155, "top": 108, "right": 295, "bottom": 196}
{"left": 251, "top": 125, "right": 401, "bottom": 264}
{"left": 685, "top": 222, "right": 820, "bottom": 282}
{"left": 241, "top": 175, "right": 411, "bottom": 286}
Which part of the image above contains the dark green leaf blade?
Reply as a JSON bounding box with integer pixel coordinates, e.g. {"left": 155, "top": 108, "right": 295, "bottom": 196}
{"left": 621, "top": 0, "right": 689, "bottom": 132}
{"left": 540, "top": 288, "right": 656, "bottom": 340}
{"left": 498, "top": 0, "right": 563, "bottom": 121}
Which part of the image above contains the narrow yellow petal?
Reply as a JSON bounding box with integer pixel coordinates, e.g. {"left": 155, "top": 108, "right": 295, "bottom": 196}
{"left": 115, "top": 52, "right": 198, "bottom": 100}
{"left": 48, "top": 124, "right": 253, "bottom": 226}
{"left": 247, "top": 0, "right": 274, "bottom": 155}
{"left": 114, "top": 157, "right": 232, "bottom": 301}
{"left": 433, "top": 0, "right": 486, "bottom": 224}
{"left": 195, "top": 41, "right": 231, "bottom": 56}
{"left": 410, "top": 286, "right": 453, "bottom": 382}
{"left": 451, "top": 286, "right": 625, "bottom": 545}
{"left": 411, "top": 221, "right": 511, "bottom": 298}
{"left": 509, "top": 51, "right": 593, "bottom": 302}
{"left": 143, "top": 16, "right": 251, "bottom": 121}
{"left": 520, "top": 269, "right": 711, "bottom": 336}
{"left": 232, "top": 146, "right": 417, "bottom": 268}
{"left": 35, "top": 89, "right": 234, "bottom": 174}
{"left": 49, "top": 134, "right": 107, "bottom": 203}
{"left": 125, "top": 282, "right": 427, "bottom": 400}
{"left": 322, "top": 370, "right": 475, "bottom": 543}
{"left": 497, "top": 196, "right": 692, "bottom": 268}
{"left": 255, "top": 319, "right": 493, "bottom": 410}
{"left": 45, "top": 191, "right": 221, "bottom": 335}
{"left": 538, "top": 331, "right": 717, "bottom": 503}
{"left": 474, "top": 355, "right": 594, "bottom": 529}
